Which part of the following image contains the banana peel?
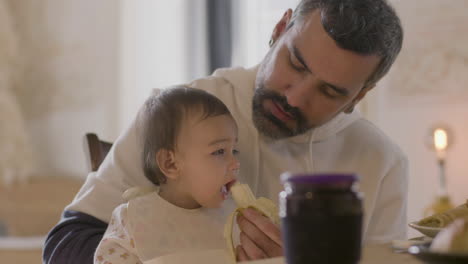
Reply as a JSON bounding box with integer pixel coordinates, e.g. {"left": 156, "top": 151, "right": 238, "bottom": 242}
{"left": 224, "top": 182, "right": 279, "bottom": 261}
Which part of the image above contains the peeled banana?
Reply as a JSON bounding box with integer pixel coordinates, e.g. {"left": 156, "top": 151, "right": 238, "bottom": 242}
{"left": 224, "top": 182, "right": 279, "bottom": 261}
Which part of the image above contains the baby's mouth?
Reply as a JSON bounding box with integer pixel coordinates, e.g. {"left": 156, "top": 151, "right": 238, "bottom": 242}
{"left": 221, "top": 179, "right": 237, "bottom": 197}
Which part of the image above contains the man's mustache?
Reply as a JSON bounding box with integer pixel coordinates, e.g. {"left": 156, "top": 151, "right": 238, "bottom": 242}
{"left": 256, "top": 89, "right": 303, "bottom": 121}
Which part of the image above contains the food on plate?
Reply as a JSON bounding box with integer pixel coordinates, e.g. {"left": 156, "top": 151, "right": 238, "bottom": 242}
{"left": 418, "top": 200, "right": 468, "bottom": 228}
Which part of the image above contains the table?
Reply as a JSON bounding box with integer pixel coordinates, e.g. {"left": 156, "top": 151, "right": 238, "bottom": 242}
{"left": 144, "top": 244, "right": 422, "bottom": 264}
{"left": 245, "top": 244, "right": 422, "bottom": 264}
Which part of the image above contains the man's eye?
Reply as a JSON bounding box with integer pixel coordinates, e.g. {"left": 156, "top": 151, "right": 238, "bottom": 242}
{"left": 288, "top": 54, "right": 305, "bottom": 72}
{"left": 211, "top": 149, "right": 225, "bottom": 155}
{"left": 322, "top": 86, "right": 340, "bottom": 98}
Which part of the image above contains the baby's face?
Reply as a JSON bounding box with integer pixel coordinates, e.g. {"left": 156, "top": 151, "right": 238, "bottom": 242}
{"left": 174, "top": 113, "right": 239, "bottom": 208}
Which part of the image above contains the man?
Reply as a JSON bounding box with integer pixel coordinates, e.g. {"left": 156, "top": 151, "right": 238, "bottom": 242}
{"left": 43, "top": 0, "right": 407, "bottom": 263}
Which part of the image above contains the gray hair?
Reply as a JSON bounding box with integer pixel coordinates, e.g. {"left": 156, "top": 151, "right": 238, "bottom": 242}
{"left": 139, "top": 86, "right": 231, "bottom": 185}
{"left": 288, "top": 0, "right": 403, "bottom": 87}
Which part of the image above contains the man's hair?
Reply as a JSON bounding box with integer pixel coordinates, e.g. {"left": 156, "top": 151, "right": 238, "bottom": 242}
{"left": 288, "top": 0, "right": 403, "bottom": 86}
{"left": 139, "top": 86, "right": 231, "bottom": 185}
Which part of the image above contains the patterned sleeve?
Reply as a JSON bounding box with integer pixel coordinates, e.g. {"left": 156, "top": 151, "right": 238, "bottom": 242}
{"left": 94, "top": 203, "right": 141, "bottom": 264}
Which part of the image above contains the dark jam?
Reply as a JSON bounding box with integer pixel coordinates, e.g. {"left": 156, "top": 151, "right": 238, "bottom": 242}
{"left": 280, "top": 173, "right": 363, "bottom": 264}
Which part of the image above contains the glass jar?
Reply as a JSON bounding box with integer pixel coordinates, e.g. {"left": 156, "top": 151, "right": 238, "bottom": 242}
{"left": 279, "top": 173, "right": 363, "bottom": 264}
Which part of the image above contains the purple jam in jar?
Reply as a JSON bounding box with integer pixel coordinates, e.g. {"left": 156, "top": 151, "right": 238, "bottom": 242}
{"left": 279, "top": 173, "right": 363, "bottom": 264}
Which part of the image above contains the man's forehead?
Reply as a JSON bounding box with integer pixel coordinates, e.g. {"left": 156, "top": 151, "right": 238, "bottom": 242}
{"left": 288, "top": 12, "right": 381, "bottom": 91}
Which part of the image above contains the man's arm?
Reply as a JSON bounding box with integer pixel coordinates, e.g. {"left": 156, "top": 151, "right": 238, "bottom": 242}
{"left": 43, "top": 210, "right": 108, "bottom": 264}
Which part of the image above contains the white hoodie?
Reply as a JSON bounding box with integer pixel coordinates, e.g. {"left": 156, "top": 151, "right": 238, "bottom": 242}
{"left": 67, "top": 65, "right": 408, "bottom": 244}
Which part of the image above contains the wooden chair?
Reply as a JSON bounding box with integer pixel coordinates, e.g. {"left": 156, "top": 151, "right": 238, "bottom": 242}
{"left": 83, "top": 133, "right": 113, "bottom": 172}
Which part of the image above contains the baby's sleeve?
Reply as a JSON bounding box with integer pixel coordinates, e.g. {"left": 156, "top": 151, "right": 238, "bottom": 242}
{"left": 94, "top": 203, "right": 141, "bottom": 264}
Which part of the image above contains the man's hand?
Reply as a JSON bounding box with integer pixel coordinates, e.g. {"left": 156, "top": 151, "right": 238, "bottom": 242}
{"left": 235, "top": 208, "right": 283, "bottom": 261}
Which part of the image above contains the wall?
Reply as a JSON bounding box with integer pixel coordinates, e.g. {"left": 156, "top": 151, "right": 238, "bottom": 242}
{"left": 10, "top": 0, "right": 119, "bottom": 179}
{"left": 231, "top": 0, "right": 300, "bottom": 68}
{"left": 119, "top": 0, "right": 212, "bottom": 131}
{"left": 0, "top": 0, "right": 35, "bottom": 185}
{"left": 9, "top": 1, "right": 202, "bottom": 179}
{"left": 119, "top": 0, "right": 195, "bottom": 131}
{"left": 369, "top": 0, "right": 468, "bottom": 236}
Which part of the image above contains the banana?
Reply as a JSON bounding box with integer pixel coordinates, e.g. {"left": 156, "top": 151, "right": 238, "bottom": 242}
{"left": 224, "top": 182, "right": 279, "bottom": 261}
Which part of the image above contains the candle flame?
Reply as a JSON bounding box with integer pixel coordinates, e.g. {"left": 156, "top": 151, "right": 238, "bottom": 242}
{"left": 434, "top": 128, "right": 448, "bottom": 151}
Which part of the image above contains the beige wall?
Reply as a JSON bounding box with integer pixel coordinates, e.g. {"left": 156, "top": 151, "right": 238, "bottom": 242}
{"left": 119, "top": 0, "right": 194, "bottom": 131}
{"left": 9, "top": 0, "right": 119, "bottom": 178}
{"left": 369, "top": 0, "right": 468, "bottom": 236}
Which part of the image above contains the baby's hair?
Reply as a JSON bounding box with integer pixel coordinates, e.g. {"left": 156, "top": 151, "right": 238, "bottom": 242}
{"left": 139, "top": 85, "right": 231, "bottom": 185}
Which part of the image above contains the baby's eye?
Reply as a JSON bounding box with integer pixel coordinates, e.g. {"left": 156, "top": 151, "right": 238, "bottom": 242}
{"left": 211, "top": 149, "right": 225, "bottom": 156}
{"left": 233, "top": 149, "right": 240, "bottom": 156}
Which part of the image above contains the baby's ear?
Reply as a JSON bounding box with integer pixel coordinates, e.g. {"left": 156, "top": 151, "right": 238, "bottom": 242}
{"left": 156, "top": 149, "right": 179, "bottom": 180}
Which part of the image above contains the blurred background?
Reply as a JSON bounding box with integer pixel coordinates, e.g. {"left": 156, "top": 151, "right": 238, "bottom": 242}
{"left": 0, "top": 0, "right": 467, "bottom": 263}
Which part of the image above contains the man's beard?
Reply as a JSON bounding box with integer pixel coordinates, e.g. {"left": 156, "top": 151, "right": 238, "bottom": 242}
{"left": 252, "top": 84, "right": 311, "bottom": 139}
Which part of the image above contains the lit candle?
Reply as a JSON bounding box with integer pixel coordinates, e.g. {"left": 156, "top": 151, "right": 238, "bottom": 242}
{"left": 434, "top": 128, "right": 448, "bottom": 159}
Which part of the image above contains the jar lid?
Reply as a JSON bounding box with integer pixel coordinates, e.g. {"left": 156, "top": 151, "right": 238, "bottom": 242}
{"left": 281, "top": 173, "right": 358, "bottom": 186}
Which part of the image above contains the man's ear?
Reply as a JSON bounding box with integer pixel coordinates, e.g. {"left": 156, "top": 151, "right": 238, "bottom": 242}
{"left": 344, "top": 84, "right": 376, "bottom": 113}
{"left": 355, "top": 83, "right": 375, "bottom": 103}
{"left": 271, "top": 9, "right": 293, "bottom": 45}
{"left": 156, "top": 149, "right": 179, "bottom": 180}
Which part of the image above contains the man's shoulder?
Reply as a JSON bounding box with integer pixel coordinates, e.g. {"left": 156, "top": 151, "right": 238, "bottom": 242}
{"left": 150, "top": 66, "right": 258, "bottom": 103}
{"left": 211, "top": 65, "right": 257, "bottom": 78}
{"left": 344, "top": 118, "right": 407, "bottom": 162}
{"left": 149, "top": 74, "right": 235, "bottom": 103}
{"left": 189, "top": 65, "right": 258, "bottom": 95}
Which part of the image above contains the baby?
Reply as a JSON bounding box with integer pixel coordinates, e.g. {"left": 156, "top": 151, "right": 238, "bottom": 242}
{"left": 94, "top": 86, "right": 240, "bottom": 263}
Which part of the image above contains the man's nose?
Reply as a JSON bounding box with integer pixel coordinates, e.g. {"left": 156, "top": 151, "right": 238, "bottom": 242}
{"left": 284, "top": 77, "right": 317, "bottom": 109}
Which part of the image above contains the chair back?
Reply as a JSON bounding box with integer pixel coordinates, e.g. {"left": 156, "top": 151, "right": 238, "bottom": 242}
{"left": 83, "top": 133, "right": 113, "bottom": 172}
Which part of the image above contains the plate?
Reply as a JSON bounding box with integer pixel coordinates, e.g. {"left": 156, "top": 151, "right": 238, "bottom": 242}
{"left": 408, "top": 221, "right": 442, "bottom": 238}
{"left": 408, "top": 243, "right": 468, "bottom": 264}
